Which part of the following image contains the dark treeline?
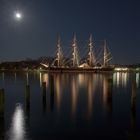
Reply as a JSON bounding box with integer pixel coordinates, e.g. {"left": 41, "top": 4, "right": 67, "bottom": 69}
{"left": 0, "top": 57, "right": 53, "bottom": 70}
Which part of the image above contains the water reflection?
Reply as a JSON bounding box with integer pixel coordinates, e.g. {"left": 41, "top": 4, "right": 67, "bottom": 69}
{"left": 86, "top": 75, "right": 96, "bottom": 119}
{"left": 0, "top": 89, "right": 5, "bottom": 140}
{"left": 39, "top": 73, "right": 49, "bottom": 113}
{"left": 40, "top": 73, "right": 63, "bottom": 112}
{"left": 42, "top": 74, "right": 49, "bottom": 88}
{"left": 103, "top": 74, "right": 113, "bottom": 115}
{"left": 136, "top": 73, "right": 139, "bottom": 87}
{"left": 113, "top": 72, "right": 128, "bottom": 87}
{"left": 39, "top": 73, "right": 49, "bottom": 88}
{"left": 0, "top": 72, "right": 139, "bottom": 139}
{"left": 78, "top": 74, "right": 85, "bottom": 87}
{"left": 54, "top": 74, "right": 62, "bottom": 111}
{"left": 122, "top": 72, "right": 128, "bottom": 87}
{"left": 39, "top": 72, "right": 42, "bottom": 87}
{"left": 71, "top": 75, "right": 79, "bottom": 117}
{"left": 116, "top": 72, "right": 120, "bottom": 87}
{"left": 7, "top": 104, "right": 28, "bottom": 140}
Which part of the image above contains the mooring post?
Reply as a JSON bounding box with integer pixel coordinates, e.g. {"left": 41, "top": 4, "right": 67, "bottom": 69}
{"left": 42, "top": 82, "right": 46, "bottom": 94}
{"left": 50, "top": 75, "right": 54, "bottom": 110}
{"left": 0, "top": 88, "right": 5, "bottom": 140}
{"left": 42, "top": 82, "right": 46, "bottom": 113}
{"left": 131, "top": 74, "right": 137, "bottom": 130}
{"left": 0, "top": 89, "right": 5, "bottom": 115}
{"left": 25, "top": 85, "right": 30, "bottom": 117}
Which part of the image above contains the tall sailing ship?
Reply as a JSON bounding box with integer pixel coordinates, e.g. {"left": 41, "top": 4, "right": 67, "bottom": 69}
{"left": 40, "top": 34, "right": 114, "bottom": 72}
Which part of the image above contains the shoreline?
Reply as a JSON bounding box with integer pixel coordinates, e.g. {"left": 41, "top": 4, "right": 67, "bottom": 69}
{"left": 0, "top": 67, "right": 139, "bottom": 73}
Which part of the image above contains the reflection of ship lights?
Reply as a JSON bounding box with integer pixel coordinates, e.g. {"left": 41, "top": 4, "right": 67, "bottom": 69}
{"left": 78, "top": 74, "right": 85, "bottom": 86}
{"left": 8, "top": 104, "right": 27, "bottom": 140}
{"left": 87, "top": 77, "right": 95, "bottom": 119}
{"left": 103, "top": 77, "right": 108, "bottom": 102}
{"left": 42, "top": 74, "right": 49, "bottom": 87}
{"left": 71, "top": 77, "right": 78, "bottom": 116}
{"left": 103, "top": 75, "right": 113, "bottom": 113}
{"left": 55, "top": 75, "right": 61, "bottom": 110}
{"left": 39, "top": 73, "right": 49, "bottom": 87}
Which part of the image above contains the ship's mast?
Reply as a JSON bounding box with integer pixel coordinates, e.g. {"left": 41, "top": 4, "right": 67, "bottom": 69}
{"left": 103, "top": 40, "right": 112, "bottom": 67}
{"left": 72, "top": 34, "right": 79, "bottom": 67}
{"left": 55, "top": 36, "right": 64, "bottom": 67}
{"left": 88, "top": 34, "right": 96, "bottom": 66}
{"left": 104, "top": 40, "right": 107, "bottom": 66}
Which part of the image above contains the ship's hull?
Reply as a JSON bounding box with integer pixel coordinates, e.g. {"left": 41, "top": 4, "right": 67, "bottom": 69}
{"left": 40, "top": 66, "right": 114, "bottom": 73}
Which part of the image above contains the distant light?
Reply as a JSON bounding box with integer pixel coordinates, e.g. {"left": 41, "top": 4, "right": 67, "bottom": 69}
{"left": 114, "top": 67, "right": 128, "bottom": 71}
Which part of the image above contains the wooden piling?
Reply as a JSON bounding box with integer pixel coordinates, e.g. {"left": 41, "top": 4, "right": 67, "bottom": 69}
{"left": 0, "top": 89, "right": 4, "bottom": 114}
{"left": 42, "top": 82, "right": 46, "bottom": 113}
{"left": 50, "top": 75, "right": 54, "bottom": 110}
{"left": 0, "top": 88, "right": 5, "bottom": 140}
{"left": 25, "top": 85, "right": 30, "bottom": 117}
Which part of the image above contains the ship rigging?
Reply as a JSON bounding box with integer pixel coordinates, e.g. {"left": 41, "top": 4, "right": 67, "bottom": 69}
{"left": 40, "top": 34, "right": 113, "bottom": 71}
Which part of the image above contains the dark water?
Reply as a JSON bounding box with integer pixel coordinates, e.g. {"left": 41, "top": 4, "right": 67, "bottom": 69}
{"left": 0, "top": 72, "right": 140, "bottom": 140}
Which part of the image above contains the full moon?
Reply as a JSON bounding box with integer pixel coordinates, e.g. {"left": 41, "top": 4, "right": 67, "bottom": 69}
{"left": 14, "top": 12, "right": 22, "bottom": 20}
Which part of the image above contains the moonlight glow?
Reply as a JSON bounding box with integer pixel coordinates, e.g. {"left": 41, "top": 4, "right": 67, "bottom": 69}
{"left": 14, "top": 12, "right": 22, "bottom": 20}
{"left": 7, "top": 104, "right": 27, "bottom": 140}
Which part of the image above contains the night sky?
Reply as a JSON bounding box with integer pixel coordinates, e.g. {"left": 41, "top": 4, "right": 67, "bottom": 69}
{"left": 0, "top": 0, "right": 140, "bottom": 64}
